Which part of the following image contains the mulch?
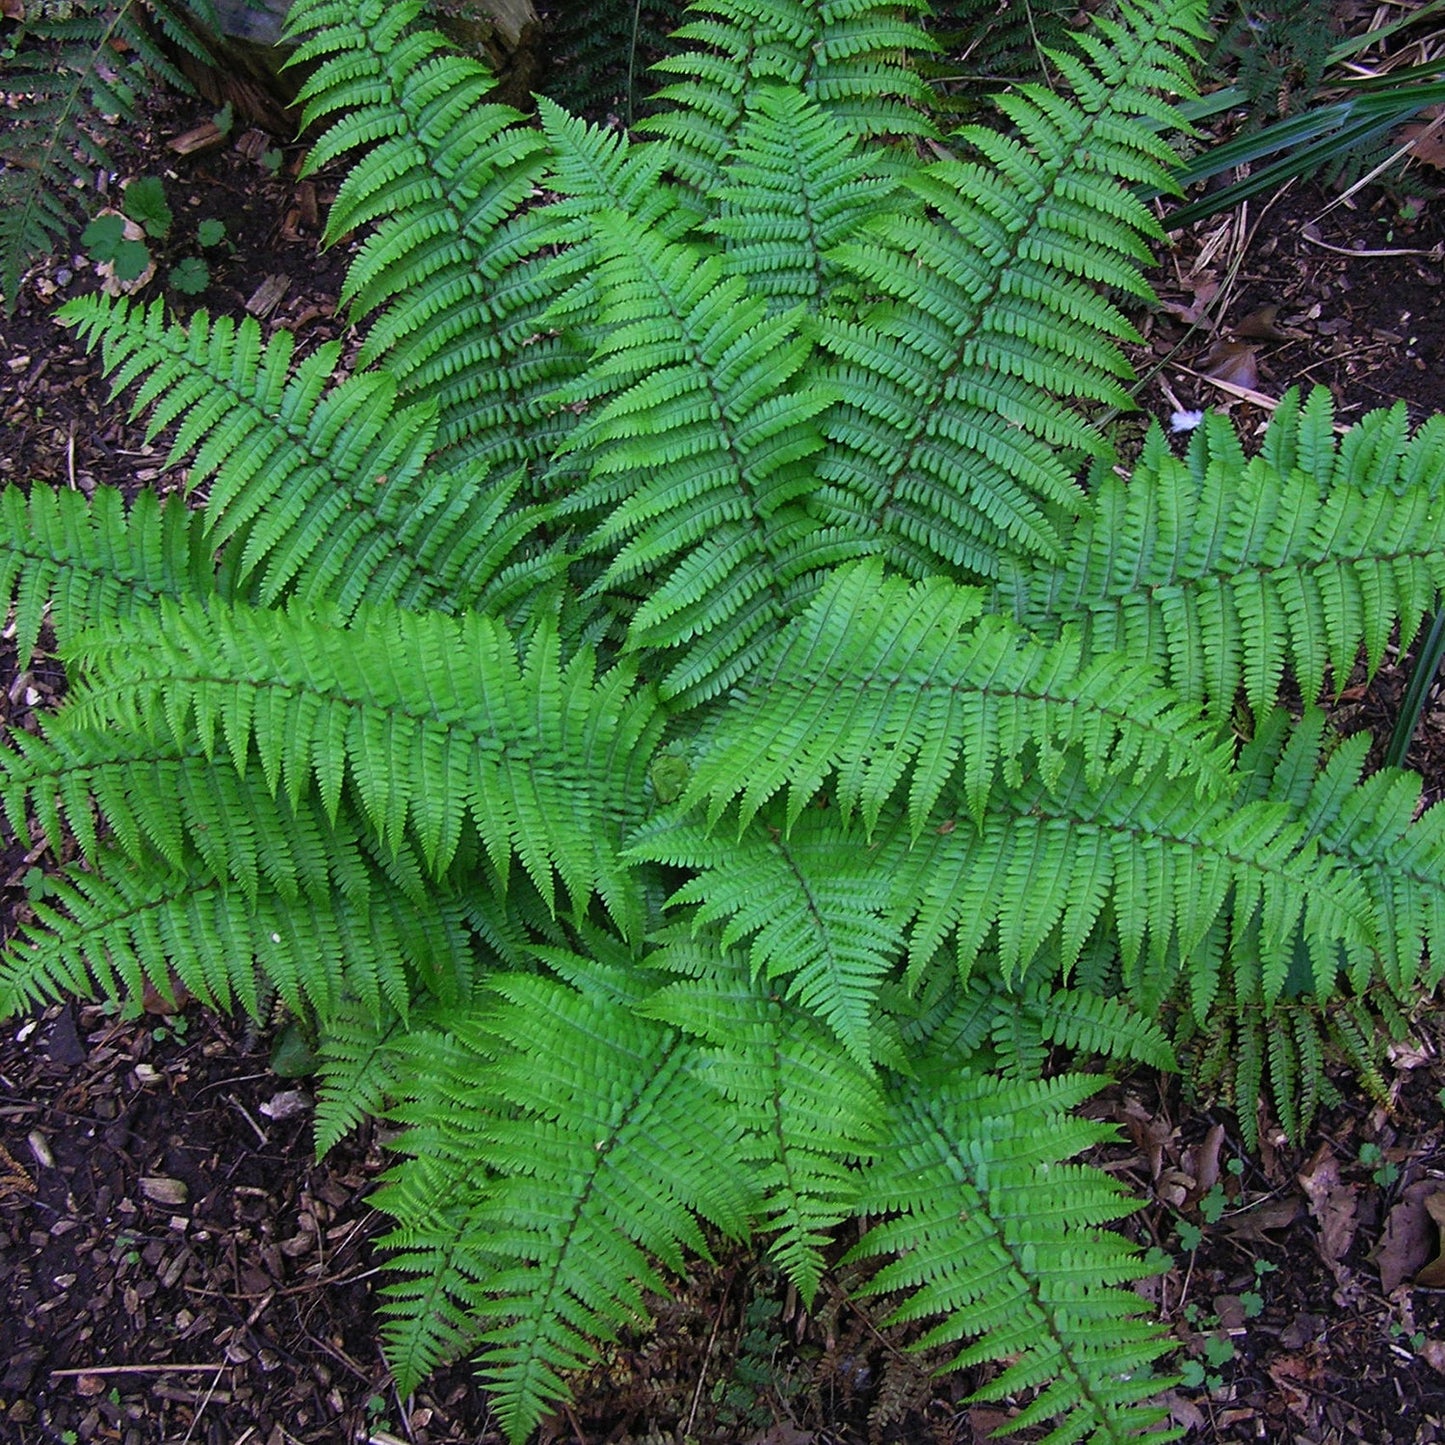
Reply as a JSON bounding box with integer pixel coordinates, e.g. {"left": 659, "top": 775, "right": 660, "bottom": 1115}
{"left": 5, "top": 45, "right": 1445, "bottom": 1445}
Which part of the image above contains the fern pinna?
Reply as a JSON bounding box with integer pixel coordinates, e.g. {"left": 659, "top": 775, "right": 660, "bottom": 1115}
{"left": 3, "top": 0, "right": 1445, "bottom": 1439}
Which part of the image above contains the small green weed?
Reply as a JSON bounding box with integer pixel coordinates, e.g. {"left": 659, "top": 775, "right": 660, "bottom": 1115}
{"left": 80, "top": 178, "right": 226, "bottom": 296}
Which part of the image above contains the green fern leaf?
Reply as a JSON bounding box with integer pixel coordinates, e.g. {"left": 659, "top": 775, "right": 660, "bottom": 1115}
{"left": 547, "top": 202, "right": 845, "bottom": 699}
{"left": 378, "top": 964, "right": 755, "bottom": 1440}
{"left": 0, "top": 485, "right": 216, "bottom": 666}
{"left": 812, "top": 0, "right": 1205, "bottom": 580}
{"left": 60, "top": 598, "right": 660, "bottom": 925}
{"left": 704, "top": 84, "right": 902, "bottom": 310}
{"left": 682, "top": 558, "right": 1230, "bottom": 836}
{"left": 643, "top": 933, "right": 882, "bottom": 1298}
{"left": 849, "top": 1067, "right": 1176, "bottom": 1444}
{"left": 631, "top": 808, "right": 905, "bottom": 1064}
{"left": 641, "top": 0, "right": 935, "bottom": 191}
{"left": 999, "top": 396, "right": 1445, "bottom": 714}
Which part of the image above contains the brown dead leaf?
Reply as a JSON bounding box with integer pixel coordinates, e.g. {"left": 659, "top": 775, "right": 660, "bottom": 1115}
{"left": 1373, "top": 1180, "right": 1442, "bottom": 1292}
{"left": 1268, "top": 1353, "right": 1320, "bottom": 1422}
{"left": 966, "top": 1407, "right": 1017, "bottom": 1444}
{"left": 1, "top": 0, "right": 23, "bottom": 18}
{"left": 1158, "top": 277, "right": 1220, "bottom": 327}
{"left": 1298, "top": 1144, "right": 1359, "bottom": 1266}
{"left": 1422, "top": 1339, "right": 1445, "bottom": 1375}
{"left": 1418, "top": 1193, "right": 1445, "bottom": 1288}
{"left": 1199, "top": 340, "right": 1259, "bottom": 390}
{"left": 1222, "top": 1194, "right": 1302, "bottom": 1243}
{"left": 1401, "top": 120, "right": 1445, "bottom": 170}
{"left": 1234, "top": 304, "right": 1293, "bottom": 340}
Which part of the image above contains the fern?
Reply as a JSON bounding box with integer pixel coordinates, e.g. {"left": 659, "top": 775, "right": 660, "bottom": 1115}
{"left": 8, "top": 0, "right": 1445, "bottom": 1440}
{"left": 996, "top": 393, "right": 1445, "bottom": 714}
{"left": 0, "top": 0, "right": 220, "bottom": 310}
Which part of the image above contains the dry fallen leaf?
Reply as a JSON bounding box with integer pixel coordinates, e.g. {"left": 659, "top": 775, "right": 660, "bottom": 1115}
{"left": 1298, "top": 1144, "right": 1359, "bottom": 1266}
{"left": 139, "top": 1174, "right": 189, "bottom": 1206}
{"left": 1234, "top": 304, "right": 1293, "bottom": 340}
{"left": 1373, "top": 1180, "right": 1442, "bottom": 1292}
{"left": 1401, "top": 119, "right": 1445, "bottom": 170}
{"left": 1418, "top": 1193, "right": 1445, "bottom": 1288}
{"left": 1198, "top": 339, "right": 1260, "bottom": 390}
{"left": 1221, "top": 1194, "right": 1302, "bottom": 1243}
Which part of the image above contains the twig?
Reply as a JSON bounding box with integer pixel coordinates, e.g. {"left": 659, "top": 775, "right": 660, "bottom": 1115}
{"left": 179, "top": 1365, "right": 228, "bottom": 1445}
{"left": 1299, "top": 229, "right": 1445, "bottom": 260}
{"left": 50, "top": 1362, "right": 229, "bottom": 1377}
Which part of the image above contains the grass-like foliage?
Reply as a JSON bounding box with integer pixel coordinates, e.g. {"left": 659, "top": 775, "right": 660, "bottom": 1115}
{"left": 5, "top": 0, "right": 1445, "bottom": 1439}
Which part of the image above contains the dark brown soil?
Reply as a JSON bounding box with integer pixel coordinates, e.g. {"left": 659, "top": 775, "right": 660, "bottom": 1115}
{"left": 5, "top": 37, "right": 1445, "bottom": 1445}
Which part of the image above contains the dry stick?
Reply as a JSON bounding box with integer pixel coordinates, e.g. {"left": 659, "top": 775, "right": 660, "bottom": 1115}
{"left": 1299, "top": 230, "right": 1445, "bottom": 260}
{"left": 179, "top": 1364, "right": 229, "bottom": 1445}
{"left": 50, "top": 1362, "right": 230, "bottom": 1377}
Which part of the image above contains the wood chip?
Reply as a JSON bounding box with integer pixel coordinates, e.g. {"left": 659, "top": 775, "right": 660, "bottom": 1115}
{"left": 246, "top": 275, "right": 291, "bottom": 318}
{"left": 139, "top": 1176, "right": 189, "bottom": 1207}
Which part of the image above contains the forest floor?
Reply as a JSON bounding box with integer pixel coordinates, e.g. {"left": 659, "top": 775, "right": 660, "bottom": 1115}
{"left": 5, "top": 30, "right": 1445, "bottom": 1445}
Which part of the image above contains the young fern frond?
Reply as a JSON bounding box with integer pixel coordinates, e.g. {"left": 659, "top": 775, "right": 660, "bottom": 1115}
{"left": 630, "top": 809, "right": 907, "bottom": 1066}
{"left": 997, "top": 394, "right": 1445, "bottom": 714}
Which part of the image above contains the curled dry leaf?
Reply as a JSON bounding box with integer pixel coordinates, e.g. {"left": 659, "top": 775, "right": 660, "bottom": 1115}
{"left": 1198, "top": 339, "right": 1260, "bottom": 390}
{"left": 1298, "top": 1144, "right": 1359, "bottom": 1266}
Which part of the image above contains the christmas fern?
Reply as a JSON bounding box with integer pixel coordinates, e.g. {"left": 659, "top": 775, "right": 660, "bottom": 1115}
{"left": 4, "top": 0, "right": 1445, "bottom": 1440}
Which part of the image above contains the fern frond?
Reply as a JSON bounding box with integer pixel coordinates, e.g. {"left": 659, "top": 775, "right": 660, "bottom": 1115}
{"left": 682, "top": 558, "right": 1230, "bottom": 837}
{"left": 849, "top": 1067, "right": 1177, "bottom": 1444}
{"left": 287, "top": 0, "right": 573, "bottom": 472}
{"left": 314, "top": 996, "right": 413, "bottom": 1154}
{"left": 0, "top": 845, "right": 388, "bottom": 1023}
{"left": 813, "top": 0, "right": 1206, "bottom": 581}
{"left": 0, "top": 484, "right": 216, "bottom": 666}
{"left": 640, "top": 0, "right": 935, "bottom": 191}
{"left": 998, "top": 394, "right": 1445, "bottom": 714}
{"left": 547, "top": 201, "right": 849, "bottom": 700}
{"left": 643, "top": 933, "right": 882, "bottom": 1298}
{"left": 631, "top": 808, "right": 906, "bottom": 1065}
{"left": 704, "top": 84, "right": 902, "bottom": 311}
{"left": 378, "top": 964, "right": 756, "bottom": 1441}
{"left": 61, "top": 599, "right": 660, "bottom": 925}
{"left": 61, "top": 295, "right": 551, "bottom": 614}
{"left": 889, "top": 754, "right": 1374, "bottom": 994}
